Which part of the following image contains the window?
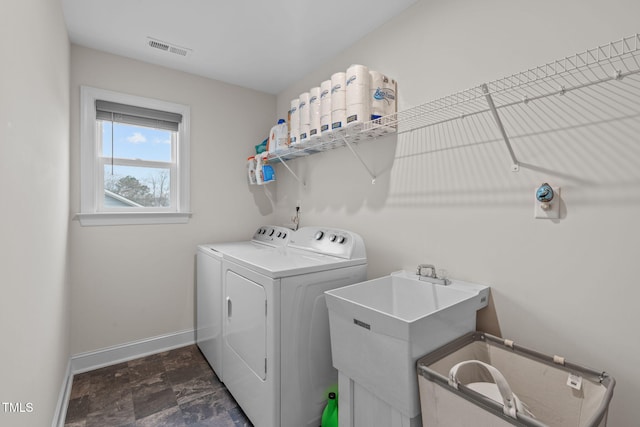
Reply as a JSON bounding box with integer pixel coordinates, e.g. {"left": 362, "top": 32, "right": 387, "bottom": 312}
{"left": 78, "top": 86, "right": 191, "bottom": 226}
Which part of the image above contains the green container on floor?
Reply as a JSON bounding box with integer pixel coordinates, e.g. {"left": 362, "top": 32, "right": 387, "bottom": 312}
{"left": 321, "top": 391, "right": 338, "bottom": 427}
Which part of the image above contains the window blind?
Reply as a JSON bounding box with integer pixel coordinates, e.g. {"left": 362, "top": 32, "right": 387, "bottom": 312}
{"left": 95, "top": 100, "right": 182, "bottom": 131}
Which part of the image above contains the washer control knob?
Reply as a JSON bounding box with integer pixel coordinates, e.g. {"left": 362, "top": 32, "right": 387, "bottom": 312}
{"left": 329, "top": 234, "right": 337, "bottom": 242}
{"left": 337, "top": 236, "right": 347, "bottom": 244}
{"left": 281, "top": 233, "right": 287, "bottom": 239}
{"left": 314, "top": 231, "right": 324, "bottom": 240}
{"left": 268, "top": 229, "right": 275, "bottom": 236}
{"left": 277, "top": 232, "right": 282, "bottom": 238}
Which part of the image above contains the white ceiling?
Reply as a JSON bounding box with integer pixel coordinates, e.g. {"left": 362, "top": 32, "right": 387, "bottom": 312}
{"left": 62, "top": 0, "right": 417, "bottom": 94}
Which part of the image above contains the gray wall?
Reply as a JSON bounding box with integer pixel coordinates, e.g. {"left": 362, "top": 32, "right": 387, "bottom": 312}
{"left": 69, "top": 46, "right": 276, "bottom": 354}
{"left": 0, "top": 0, "right": 71, "bottom": 425}
{"left": 273, "top": 0, "right": 640, "bottom": 425}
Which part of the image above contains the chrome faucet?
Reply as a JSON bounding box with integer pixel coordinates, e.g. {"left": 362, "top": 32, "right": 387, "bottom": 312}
{"left": 416, "top": 264, "right": 436, "bottom": 277}
{"left": 416, "top": 263, "right": 450, "bottom": 286}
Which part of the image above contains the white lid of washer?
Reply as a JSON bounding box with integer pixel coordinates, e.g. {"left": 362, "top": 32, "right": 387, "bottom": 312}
{"left": 222, "top": 245, "right": 366, "bottom": 278}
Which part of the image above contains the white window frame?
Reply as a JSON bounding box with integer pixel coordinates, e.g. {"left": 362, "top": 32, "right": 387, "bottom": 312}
{"left": 77, "top": 86, "right": 191, "bottom": 226}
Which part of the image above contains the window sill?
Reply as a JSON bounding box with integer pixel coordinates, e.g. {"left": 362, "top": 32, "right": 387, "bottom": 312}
{"left": 75, "top": 212, "right": 192, "bottom": 226}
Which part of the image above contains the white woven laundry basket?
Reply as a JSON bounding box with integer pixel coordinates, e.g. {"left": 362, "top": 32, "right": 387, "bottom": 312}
{"left": 417, "top": 332, "right": 614, "bottom": 427}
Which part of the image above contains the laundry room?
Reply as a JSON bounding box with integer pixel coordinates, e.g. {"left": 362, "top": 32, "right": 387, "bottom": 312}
{"left": 2, "top": 0, "right": 639, "bottom": 426}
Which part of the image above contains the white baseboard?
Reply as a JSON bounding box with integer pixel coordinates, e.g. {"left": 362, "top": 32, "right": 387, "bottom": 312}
{"left": 54, "top": 329, "right": 196, "bottom": 426}
{"left": 52, "top": 359, "right": 73, "bottom": 427}
{"left": 71, "top": 329, "right": 196, "bottom": 374}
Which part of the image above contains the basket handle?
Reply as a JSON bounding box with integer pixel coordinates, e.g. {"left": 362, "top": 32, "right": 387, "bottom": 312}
{"left": 448, "top": 360, "right": 518, "bottom": 419}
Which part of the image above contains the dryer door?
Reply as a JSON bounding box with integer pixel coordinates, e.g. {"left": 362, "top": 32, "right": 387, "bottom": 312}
{"left": 225, "top": 270, "right": 267, "bottom": 380}
{"left": 222, "top": 261, "right": 278, "bottom": 427}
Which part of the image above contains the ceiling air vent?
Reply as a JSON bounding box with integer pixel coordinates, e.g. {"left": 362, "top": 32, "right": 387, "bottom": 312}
{"left": 147, "top": 37, "right": 191, "bottom": 57}
{"left": 169, "top": 46, "right": 188, "bottom": 56}
{"left": 149, "top": 40, "right": 170, "bottom": 51}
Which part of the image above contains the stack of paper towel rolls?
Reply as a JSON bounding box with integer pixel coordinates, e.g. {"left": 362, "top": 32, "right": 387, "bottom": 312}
{"left": 346, "top": 64, "right": 371, "bottom": 126}
{"left": 320, "top": 80, "right": 332, "bottom": 133}
{"left": 298, "top": 92, "right": 310, "bottom": 143}
{"left": 287, "top": 66, "right": 397, "bottom": 140}
{"left": 309, "top": 86, "right": 321, "bottom": 138}
{"left": 330, "top": 72, "right": 347, "bottom": 130}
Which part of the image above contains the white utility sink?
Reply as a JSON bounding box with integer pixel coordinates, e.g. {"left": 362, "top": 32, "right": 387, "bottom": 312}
{"left": 325, "top": 270, "right": 489, "bottom": 421}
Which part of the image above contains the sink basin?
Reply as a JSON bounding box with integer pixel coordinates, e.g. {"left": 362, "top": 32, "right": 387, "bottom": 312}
{"left": 325, "top": 271, "right": 489, "bottom": 418}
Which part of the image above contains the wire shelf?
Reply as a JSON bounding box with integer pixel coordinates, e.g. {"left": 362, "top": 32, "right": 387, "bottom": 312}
{"left": 266, "top": 116, "right": 398, "bottom": 163}
{"left": 267, "top": 34, "right": 640, "bottom": 178}
{"left": 390, "top": 34, "right": 640, "bottom": 136}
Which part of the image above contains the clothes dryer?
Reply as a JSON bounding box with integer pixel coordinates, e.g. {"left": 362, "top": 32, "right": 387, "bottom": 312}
{"left": 196, "top": 225, "right": 291, "bottom": 382}
{"left": 220, "top": 226, "right": 367, "bottom": 427}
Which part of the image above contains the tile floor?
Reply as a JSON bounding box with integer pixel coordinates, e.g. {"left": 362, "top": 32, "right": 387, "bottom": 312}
{"left": 64, "top": 345, "right": 252, "bottom": 427}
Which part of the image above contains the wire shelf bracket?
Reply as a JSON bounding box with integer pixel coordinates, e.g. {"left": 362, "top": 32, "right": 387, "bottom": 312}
{"left": 271, "top": 152, "right": 306, "bottom": 187}
{"left": 482, "top": 84, "right": 520, "bottom": 172}
{"left": 341, "top": 135, "right": 378, "bottom": 184}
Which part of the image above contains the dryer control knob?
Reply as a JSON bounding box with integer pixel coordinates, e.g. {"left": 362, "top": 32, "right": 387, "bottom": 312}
{"left": 329, "top": 234, "right": 337, "bottom": 242}
{"left": 314, "top": 231, "right": 324, "bottom": 240}
{"left": 269, "top": 229, "right": 275, "bottom": 236}
{"left": 337, "top": 236, "right": 347, "bottom": 244}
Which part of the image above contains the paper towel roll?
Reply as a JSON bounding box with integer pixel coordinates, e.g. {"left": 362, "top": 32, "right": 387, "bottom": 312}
{"left": 290, "top": 98, "right": 300, "bottom": 145}
{"left": 321, "top": 113, "right": 331, "bottom": 133}
{"left": 370, "top": 71, "right": 397, "bottom": 119}
{"left": 346, "top": 65, "right": 371, "bottom": 126}
{"left": 299, "top": 123, "right": 310, "bottom": 142}
{"left": 346, "top": 81, "right": 370, "bottom": 106}
{"left": 320, "top": 79, "right": 333, "bottom": 133}
{"left": 331, "top": 108, "right": 346, "bottom": 130}
{"left": 346, "top": 64, "right": 370, "bottom": 88}
{"left": 320, "top": 80, "right": 332, "bottom": 116}
{"left": 298, "top": 92, "right": 310, "bottom": 127}
{"left": 309, "top": 87, "right": 321, "bottom": 138}
{"left": 331, "top": 72, "right": 346, "bottom": 111}
{"left": 347, "top": 103, "right": 371, "bottom": 127}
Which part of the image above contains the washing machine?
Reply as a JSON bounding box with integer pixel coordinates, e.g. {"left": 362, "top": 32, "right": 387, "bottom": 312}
{"left": 219, "top": 226, "right": 367, "bottom": 427}
{"left": 196, "top": 225, "right": 292, "bottom": 382}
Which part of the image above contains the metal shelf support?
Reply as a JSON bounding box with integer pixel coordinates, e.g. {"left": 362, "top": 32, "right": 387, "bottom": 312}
{"left": 482, "top": 84, "right": 520, "bottom": 172}
{"left": 271, "top": 152, "right": 306, "bottom": 187}
{"left": 341, "top": 135, "right": 377, "bottom": 184}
